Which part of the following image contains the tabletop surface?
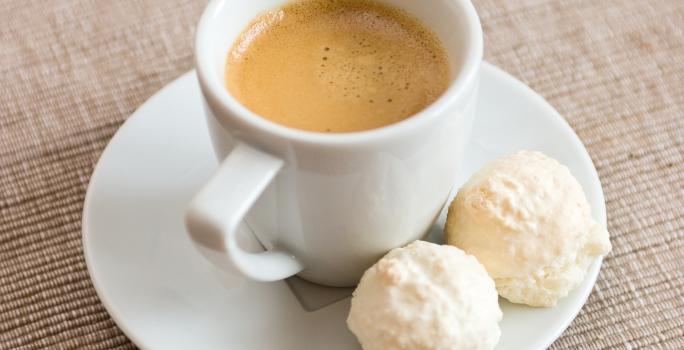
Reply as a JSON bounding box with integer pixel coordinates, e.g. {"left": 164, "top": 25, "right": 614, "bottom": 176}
{"left": 1, "top": 0, "right": 683, "bottom": 349}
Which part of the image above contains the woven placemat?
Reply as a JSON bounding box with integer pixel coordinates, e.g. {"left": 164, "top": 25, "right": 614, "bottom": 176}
{"left": 1, "top": 0, "right": 682, "bottom": 348}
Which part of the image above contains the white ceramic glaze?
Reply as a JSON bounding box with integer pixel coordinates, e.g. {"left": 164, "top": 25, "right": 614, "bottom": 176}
{"left": 188, "top": 0, "right": 484, "bottom": 286}
{"left": 82, "top": 63, "right": 607, "bottom": 349}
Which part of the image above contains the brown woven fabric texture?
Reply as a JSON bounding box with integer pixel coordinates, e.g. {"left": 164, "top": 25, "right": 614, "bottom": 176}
{"left": 1, "top": 0, "right": 682, "bottom": 348}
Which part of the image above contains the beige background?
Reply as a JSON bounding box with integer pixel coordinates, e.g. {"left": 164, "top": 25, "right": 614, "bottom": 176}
{"left": 1, "top": 0, "right": 682, "bottom": 348}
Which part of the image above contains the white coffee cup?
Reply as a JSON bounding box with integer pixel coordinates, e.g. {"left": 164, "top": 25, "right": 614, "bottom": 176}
{"left": 186, "top": 0, "right": 483, "bottom": 287}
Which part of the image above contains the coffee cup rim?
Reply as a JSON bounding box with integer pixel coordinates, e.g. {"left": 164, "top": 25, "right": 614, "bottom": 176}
{"left": 195, "top": 0, "right": 483, "bottom": 145}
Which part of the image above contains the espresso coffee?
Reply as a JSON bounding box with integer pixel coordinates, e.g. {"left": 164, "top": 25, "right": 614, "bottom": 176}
{"left": 225, "top": 0, "right": 450, "bottom": 133}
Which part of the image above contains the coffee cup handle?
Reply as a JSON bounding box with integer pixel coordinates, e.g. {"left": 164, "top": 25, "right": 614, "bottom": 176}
{"left": 185, "top": 143, "right": 304, "bottom": 281}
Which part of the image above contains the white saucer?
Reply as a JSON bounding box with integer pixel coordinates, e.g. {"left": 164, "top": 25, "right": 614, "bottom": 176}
{"left": 83, "top": 62, "right": 606, "bottom": 350}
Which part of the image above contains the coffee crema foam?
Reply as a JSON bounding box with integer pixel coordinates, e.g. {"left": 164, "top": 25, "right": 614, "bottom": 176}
{"left": 225, "top": 0, "right": 450, "bottom": 133}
